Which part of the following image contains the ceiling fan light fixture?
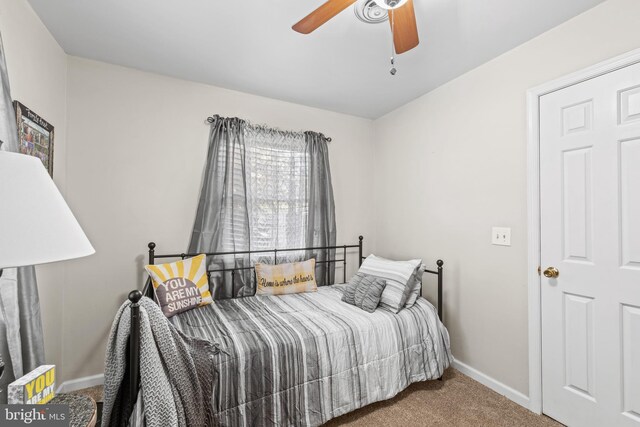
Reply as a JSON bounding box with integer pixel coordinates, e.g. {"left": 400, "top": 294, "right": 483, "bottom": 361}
{"left": 293, "top": 0, "right": 419, "bottom": 55}
{"left": 375, "top": 0, "right": 409, "bottom": 10}
{"left": 354, "top": 0, "right": 388, "bottom": 24}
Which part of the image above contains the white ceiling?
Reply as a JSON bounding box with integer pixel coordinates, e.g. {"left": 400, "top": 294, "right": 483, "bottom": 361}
{"left": 28, "top": 0, "right": 604, "bottom": 118}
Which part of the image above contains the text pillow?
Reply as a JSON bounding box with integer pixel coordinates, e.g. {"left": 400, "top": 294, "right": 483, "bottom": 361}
{"left": 358, "top": 255, "right": 422, "bottom": 313}
{"left": 255, "top": 259, "right": 317, "bottom": 296}
{"left": 145, "top": 254, "right": 213, "bottom": 317}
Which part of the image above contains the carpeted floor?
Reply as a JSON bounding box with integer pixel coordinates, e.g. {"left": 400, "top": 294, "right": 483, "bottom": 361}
{"left": 74, "top": 369, "right": 562, "bottom": 426}
{"left": 326, "top": 369, "right": 561, "bottom": 427}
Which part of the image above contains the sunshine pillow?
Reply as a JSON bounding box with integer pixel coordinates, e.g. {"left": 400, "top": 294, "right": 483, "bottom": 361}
{"left": 144, "top": 254, "right": 213, "bottom": 317}
{"left": 255, "top": 259, "right": 317, "bottom": 296}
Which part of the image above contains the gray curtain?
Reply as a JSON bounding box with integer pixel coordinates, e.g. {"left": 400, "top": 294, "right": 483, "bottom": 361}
{"left": 189, "top": 117, "right": 337, "bottom": 298}
{"left": 304, "top": 131, "right": 336, "bottom": 286}
{"left": 188, "top": 116, "right": 252, "bottom": 299}
{"left": 0, "top": 32, "right": 46, "bottom": 403}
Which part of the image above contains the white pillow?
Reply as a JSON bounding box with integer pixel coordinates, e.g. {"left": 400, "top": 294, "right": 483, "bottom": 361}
{"left": 404, "top": 264, "right": 425, "bottom": 308}
{"left": 357, "top": 255, "right": 422, "bottom": 313}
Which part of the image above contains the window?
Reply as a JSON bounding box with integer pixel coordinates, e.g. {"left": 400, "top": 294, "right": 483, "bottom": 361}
{"left": 192, "top": 115, "right": 336, "bottom": 297}
{"left": 216, "top": 124, "right": 309, "bottom": 261}
{"left": 245, "top": 126, "right": 308, "bottom": 255}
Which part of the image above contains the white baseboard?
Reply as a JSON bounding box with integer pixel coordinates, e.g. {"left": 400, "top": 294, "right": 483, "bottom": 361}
{"left": 451, "top": 358, "right": 531, "bottom": 410}
{"left": 56, "top": 373, "right": 104, "bottom": 394}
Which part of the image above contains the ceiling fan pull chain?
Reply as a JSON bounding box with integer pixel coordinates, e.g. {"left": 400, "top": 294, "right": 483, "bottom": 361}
{"left": 390, "top": 10, "right": 397, "bottom": 75}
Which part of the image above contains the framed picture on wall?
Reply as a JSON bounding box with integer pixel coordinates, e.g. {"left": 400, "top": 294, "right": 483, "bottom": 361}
{"left": 13, "top": 101, "right": 54, "bottom": 177}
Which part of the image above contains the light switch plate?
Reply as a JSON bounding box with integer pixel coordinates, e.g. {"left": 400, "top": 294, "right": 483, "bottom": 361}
{"left": 492, "top": 227, "right": 511, "bottom": 246}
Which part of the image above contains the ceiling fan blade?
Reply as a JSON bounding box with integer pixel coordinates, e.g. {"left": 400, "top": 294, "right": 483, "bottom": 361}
{"left": 292, "top": 0, "right": 358, "bottom": 34}
{"left": 389, "top": 0, "right": 419, "bottom": 54}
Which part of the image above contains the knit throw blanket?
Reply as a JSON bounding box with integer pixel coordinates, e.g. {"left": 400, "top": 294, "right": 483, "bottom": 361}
{"left": 102, "top": 297, "right": 217, "bottom": 427}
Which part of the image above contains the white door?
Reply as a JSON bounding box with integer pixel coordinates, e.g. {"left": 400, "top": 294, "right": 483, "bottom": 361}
{"left": 540, "top": 61, "right": 640, "bottom": 426}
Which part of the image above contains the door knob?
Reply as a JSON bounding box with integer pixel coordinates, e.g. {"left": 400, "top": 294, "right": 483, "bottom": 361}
{"left": 543, "top": 267, "right": 559, "bottom": 278}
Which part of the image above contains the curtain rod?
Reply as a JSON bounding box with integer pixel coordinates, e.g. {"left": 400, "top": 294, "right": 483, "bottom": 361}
{"left": 206, "top": 115, "right": 332, "bottom": 142}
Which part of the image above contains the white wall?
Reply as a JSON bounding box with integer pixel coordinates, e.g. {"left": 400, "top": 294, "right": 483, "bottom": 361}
{"left": 371, "top": 0, "right": 640, "bottom": 395}
{"left": 0, "top": 0, "right": 68, "bottom": 376}
{"left": 62, "top": 57, "right": 374, "bottom": 381}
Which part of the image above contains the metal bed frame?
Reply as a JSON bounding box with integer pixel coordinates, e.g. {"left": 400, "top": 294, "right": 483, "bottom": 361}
{"left": 126, "top": 235, "right": 443, "bottom": 415}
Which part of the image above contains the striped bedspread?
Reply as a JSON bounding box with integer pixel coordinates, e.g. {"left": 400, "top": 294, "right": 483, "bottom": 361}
{"left": 171, "top": 284, "right": 451, "bottom": 426}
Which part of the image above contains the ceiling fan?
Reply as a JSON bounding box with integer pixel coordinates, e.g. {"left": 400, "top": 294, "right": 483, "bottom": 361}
{"left": 292, "top": 0, "right": 419, "bottom": 54}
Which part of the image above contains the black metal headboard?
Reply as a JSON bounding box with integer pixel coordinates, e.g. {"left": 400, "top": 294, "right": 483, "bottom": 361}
{"left": 137, "top": 235, "right": 443, "bottom": 319}
{"left": 141, "top": 236, "right": 363, "bottom": 299}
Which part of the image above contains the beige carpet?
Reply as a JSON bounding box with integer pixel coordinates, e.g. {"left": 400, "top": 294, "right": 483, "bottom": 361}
{"left": 74, "top": 369, "right": 562, "bottom": 426}
{"left": 326, "top": 369, "right": 561, "bottom": 427}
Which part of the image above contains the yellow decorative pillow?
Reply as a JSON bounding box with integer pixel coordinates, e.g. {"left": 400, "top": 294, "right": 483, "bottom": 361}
{"left": 255, "top": 259, "right": 317, "bottom": 296}
{"left": 144, "top": 254, "right": 213, "bottom": 317}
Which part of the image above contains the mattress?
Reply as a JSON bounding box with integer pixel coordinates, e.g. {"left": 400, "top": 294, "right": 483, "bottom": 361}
{"left": 171, "top": 284, "right": 452, "bottom": 426}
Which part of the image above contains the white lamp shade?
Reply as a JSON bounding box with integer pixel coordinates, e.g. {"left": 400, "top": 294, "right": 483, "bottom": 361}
{"left": 0, "top": 151, "right": 94, "bottom": 269}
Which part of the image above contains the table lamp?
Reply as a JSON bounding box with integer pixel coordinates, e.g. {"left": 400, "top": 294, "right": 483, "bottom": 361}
{"left": 0, "top": 151, "right": 95, "bottom": 381}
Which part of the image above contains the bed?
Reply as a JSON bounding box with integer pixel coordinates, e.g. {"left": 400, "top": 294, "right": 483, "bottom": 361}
{"left": 125, "top": 236, "right": 451, "bottom": 426}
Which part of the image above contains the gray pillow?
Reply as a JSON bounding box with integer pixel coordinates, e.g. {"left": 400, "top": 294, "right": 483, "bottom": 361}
{"left": 342, "top": 272, "right": 387, "bottom": 313}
